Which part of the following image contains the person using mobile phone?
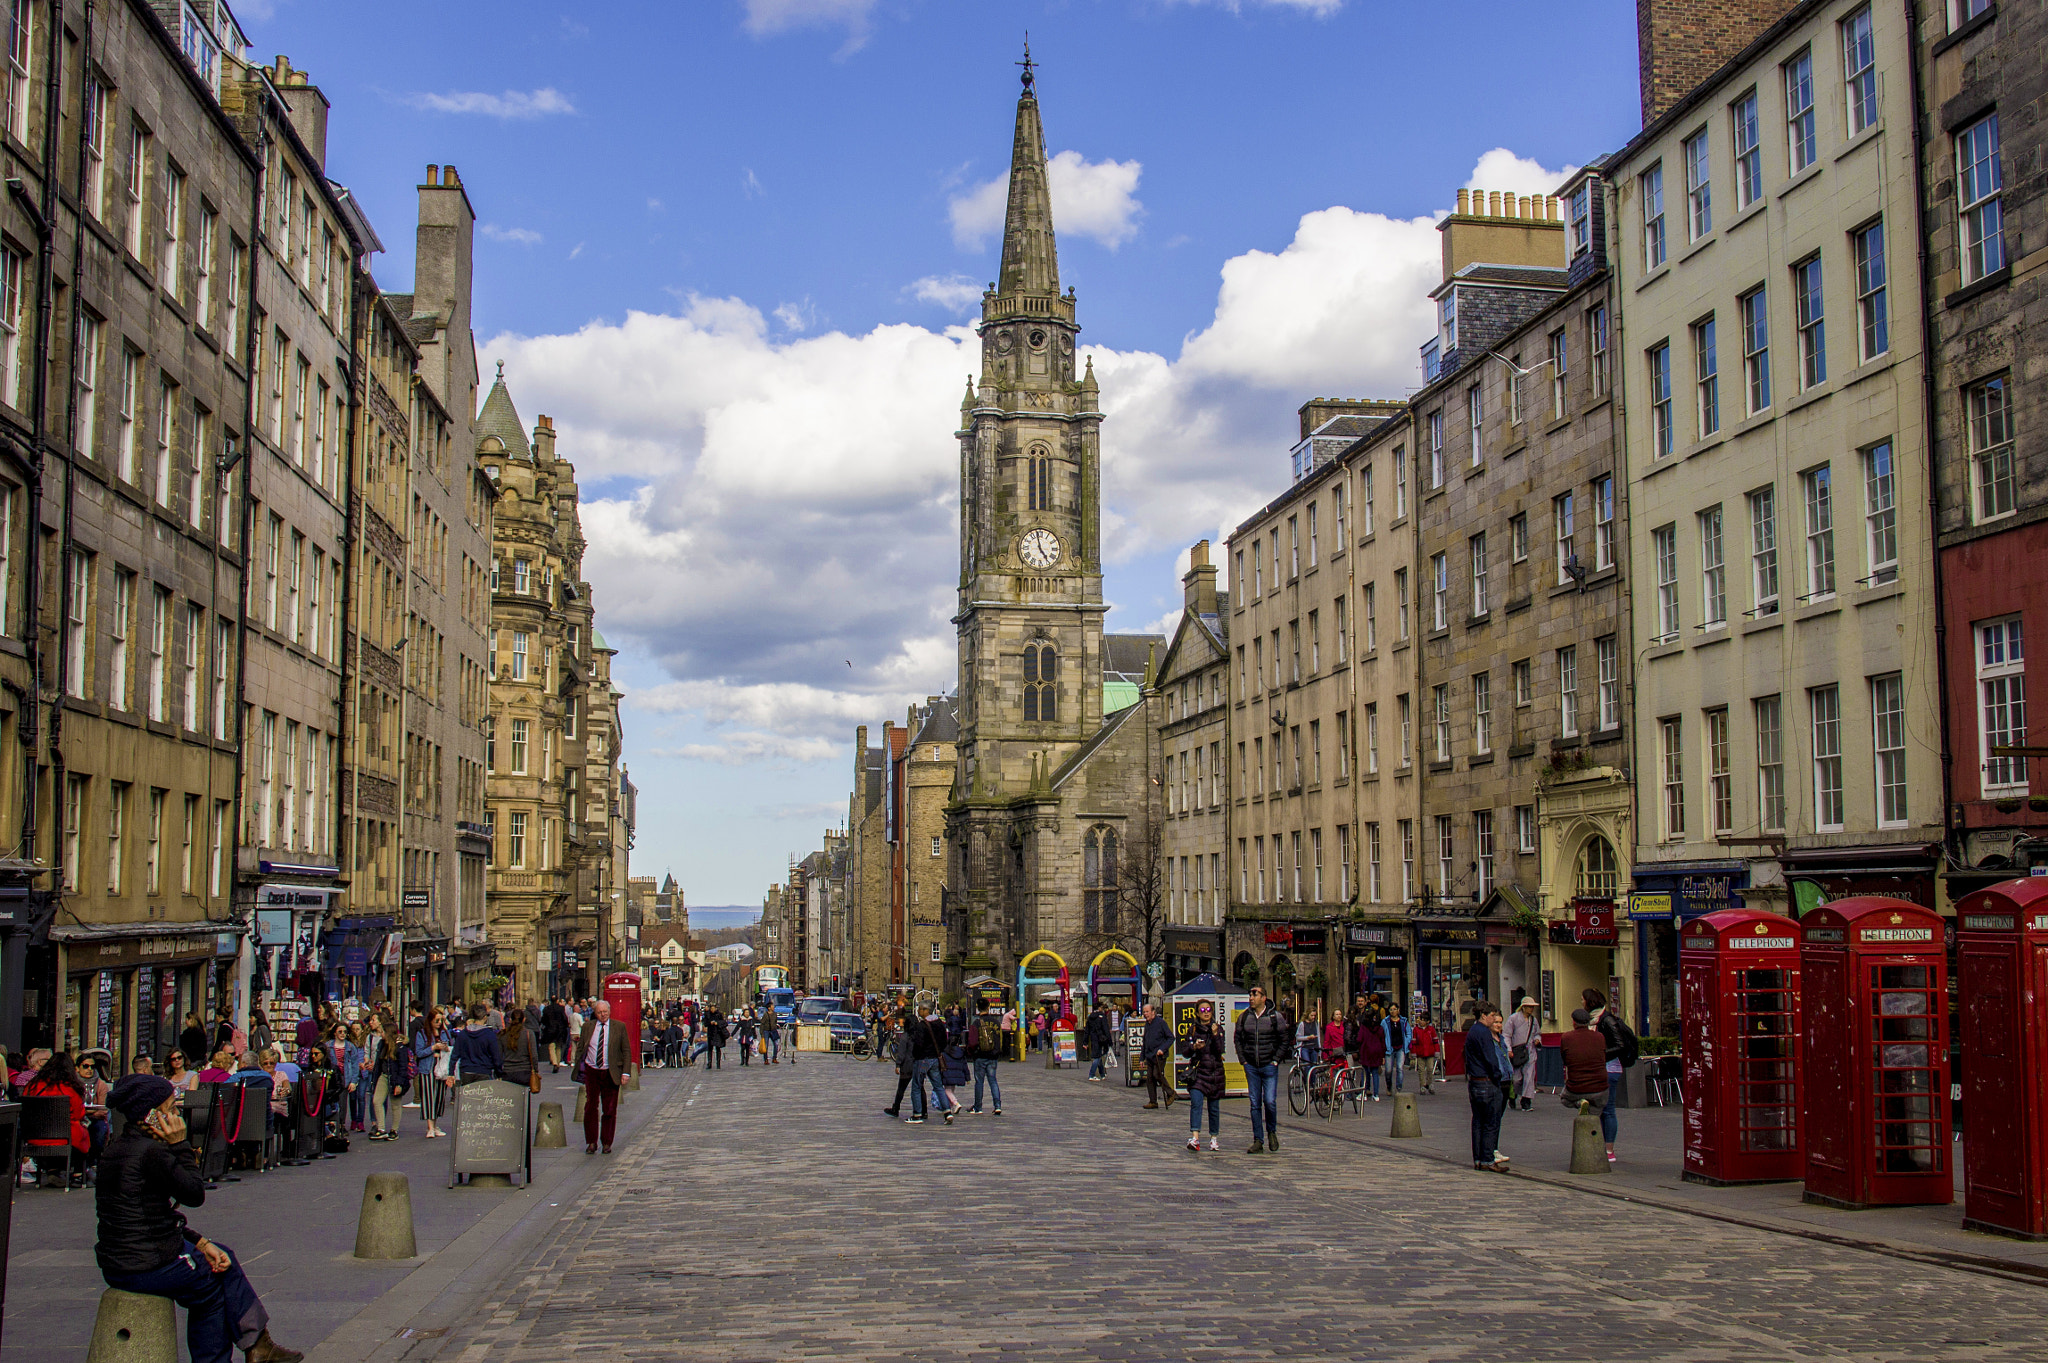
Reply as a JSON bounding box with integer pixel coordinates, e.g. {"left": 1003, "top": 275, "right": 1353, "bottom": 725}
{"left": 95, "top": 1074, "right": 303, "bottom": 1363}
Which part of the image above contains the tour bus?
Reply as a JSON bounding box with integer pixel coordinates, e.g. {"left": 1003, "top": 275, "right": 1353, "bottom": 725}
{"left": 754, "top": 964, "right": 796, "bottom": 1021}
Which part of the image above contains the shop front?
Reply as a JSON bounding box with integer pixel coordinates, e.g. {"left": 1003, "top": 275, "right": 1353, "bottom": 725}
{"left": 1780, "top": 844, "right": 1941, "bottom": 916}
{"left": 1343, "top": 923, "right": 1410, "bottom": 1013}
{"left": 1414, "top": 919, "right": 1489, "bottom": 1028}
{"left": 1160, "top": 927, "right": 1223, "bottom": 993}
{"left": 322, "top": 916, "right": 398, "bottom": 1004}
{"left": 401, "top": 936, "right": 451, "bottom": 1011}
{"left": 1629, "top": 862, "right": 1750, "bottom": 1037}
{"left": 54, "top": 925, "right": 240, "bottom": 1065}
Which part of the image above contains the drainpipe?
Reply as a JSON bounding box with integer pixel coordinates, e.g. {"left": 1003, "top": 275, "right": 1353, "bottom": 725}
{"left": 1902, "top": 0, "right": 1957, "bottom": 881}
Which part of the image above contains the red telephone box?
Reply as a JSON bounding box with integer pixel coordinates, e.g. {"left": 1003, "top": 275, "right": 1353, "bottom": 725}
{"left": 1956, "top": 877, "right": 2048, "bottom": 1239}
{"left": 1679, "top": 909, "right": 1802, "bottom": 1185}
{"left": 603, "top": 973, "right": 644, "bottom": 1073}
{"left": 1799, "top": 897, "right": 1951, "bottom": 1209}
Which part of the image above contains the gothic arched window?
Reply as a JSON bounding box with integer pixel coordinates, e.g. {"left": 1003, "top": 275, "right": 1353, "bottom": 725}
{"left": 1023, "top": 643, "right": 1057, "bottom": 721}
{"left": 1084, "top": 824, "right": 1119, "bottom": 934}
{"left": 1575, "top": 835, "right": 1619, "bottom": 898}
{"left": 1026, "top": 452, "right": 1052, "bottom": 511}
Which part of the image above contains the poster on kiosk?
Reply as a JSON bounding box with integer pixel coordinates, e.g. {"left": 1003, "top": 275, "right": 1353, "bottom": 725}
{"left": 1955, "top": 877, "right": 2048, "bottom": 1239}
{"left": 603, "top": 973, "right": 644, "bottom": 1075}
{"left": 1798, "top": 898, "right": 1951, "bottom": 1210}
{"left": 1678, "top": 909, "right": 1802, "bottom": 1186}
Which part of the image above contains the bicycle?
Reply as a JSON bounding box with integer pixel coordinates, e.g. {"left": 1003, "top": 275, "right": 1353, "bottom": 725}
{"left": 1310, "top": 1059, "right": 1370, "bottom": 1120}
{"left": 1286, "top": 1057, "right": 1318, "bottom": 1116}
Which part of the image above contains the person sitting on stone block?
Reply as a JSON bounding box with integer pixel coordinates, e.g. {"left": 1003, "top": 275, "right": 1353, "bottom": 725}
{"left": 94, "top": 1073, "right": 303, "bottom": 1363}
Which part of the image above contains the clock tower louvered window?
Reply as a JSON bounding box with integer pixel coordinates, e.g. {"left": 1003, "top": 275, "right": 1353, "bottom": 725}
{"left": 1023, "top": 643, "right": 1057, "bottom": 721}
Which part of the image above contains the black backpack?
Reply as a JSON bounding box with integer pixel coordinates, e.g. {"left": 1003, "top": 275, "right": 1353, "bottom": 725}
{"left": 975, "top": 1015, "right": 1005, "bottom": 1059}
{"left": 1610, "top": 1014, "right": 1640, "bottom": 1067}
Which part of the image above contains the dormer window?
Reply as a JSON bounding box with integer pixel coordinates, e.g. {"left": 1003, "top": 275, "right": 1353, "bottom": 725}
{"left": 1438, "top": 291, "right": 1458, "bottom": 353}
{"left": 1421, "top": 339, "right": 1441, "bottom": 382}
{"left": 1569, "top": 184, "right": 1591, "bottom": 258}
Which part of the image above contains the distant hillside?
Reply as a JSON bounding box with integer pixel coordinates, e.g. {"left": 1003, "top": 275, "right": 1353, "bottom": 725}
{"left": 696, "top": 922, "right": 759, "bottom": 952}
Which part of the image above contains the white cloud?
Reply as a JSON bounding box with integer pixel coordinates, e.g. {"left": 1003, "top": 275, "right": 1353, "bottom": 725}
{"left": 401, "top": 88, "right": 575, "bottom": 119}
{"left": 485, "top": 149, "right": 1561, "bottom": 769}
{"left": 949, "top": 150, "right": 1145, "bottom": 250}
{"left": 743, "top": 169, "right": 765, "bottom": 199}
{"left": 1166, "top": 0, "right": 1345, "bottom": 11}
{"left": 907, "top": 274, "right": 983, "bottom": 312}
{"left": 1465, "top": 147, "right": 1581, "bottom": 200}
{"left": 741, "top": 0, "right": 879, "bottom": 52}
{"left": 481, "top": 224, "right": 543, "bottom": 246}
{"left": 773, "top": 299, "right": 819, "bottom": 333}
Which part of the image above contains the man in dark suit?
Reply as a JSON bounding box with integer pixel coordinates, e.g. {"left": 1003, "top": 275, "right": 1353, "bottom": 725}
{"left": 575, "top": 1000, "right": 630, "bottom": 1153}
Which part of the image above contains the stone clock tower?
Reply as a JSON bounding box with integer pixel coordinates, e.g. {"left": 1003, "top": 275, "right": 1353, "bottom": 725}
{"left": 944, "top": 56, "right": 1161, "bottom": 995}
{"left": 954, "top": 55, "right": 1106, "bottom": 800}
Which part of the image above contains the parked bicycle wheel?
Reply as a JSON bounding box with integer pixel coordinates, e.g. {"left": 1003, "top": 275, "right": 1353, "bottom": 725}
{"left": 1287, "top": 1064, "right": 1309, "bottom": 1116}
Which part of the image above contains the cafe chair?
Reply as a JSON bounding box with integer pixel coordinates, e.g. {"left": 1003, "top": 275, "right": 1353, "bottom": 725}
{"left": 1648, "top": 1055, "right": 1683, "bottom": 1108}
{"left": 20, "top": 1095, "right": 80, "bottom": 1190}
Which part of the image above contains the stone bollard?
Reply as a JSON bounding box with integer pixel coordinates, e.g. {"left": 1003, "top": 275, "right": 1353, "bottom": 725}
{"left": 624, "top": 1067, "right": 640, "bottom": 1092}
{"left": 534, "top": 1101, "right": 568, "bottom": 1148}
{"left": 1389, "top": 1091, "right": 1423, "bottom": 1138}
{"left": 354, "top": 1172, "right": 418, "bottom": 1259}
{"left": 1570, "top": 1100, "right": 1609, "bottom": 1175}
{"left": 574, "top": 1085, "right": 586, "bottom": 1123}
{"left": 86, "top": 1289, "right": 177, "bottom": 1363}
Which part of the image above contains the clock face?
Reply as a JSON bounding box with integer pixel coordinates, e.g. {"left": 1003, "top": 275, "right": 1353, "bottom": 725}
{"left": 1019, "top": 529, "right": 1061, "bottom": 569}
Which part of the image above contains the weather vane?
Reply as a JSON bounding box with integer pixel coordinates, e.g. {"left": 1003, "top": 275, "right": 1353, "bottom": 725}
{"left": 1017, "top": 34, "right": 1036, "bottom": 94}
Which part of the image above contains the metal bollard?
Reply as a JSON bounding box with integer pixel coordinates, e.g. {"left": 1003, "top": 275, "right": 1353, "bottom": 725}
{"left": 1570, "top": 1100, "right": 1609, "bottom": 1175}
{"left": 354, "top": 1172, "right": 418, "bottom": 1259}
{"left": 1389, "top": 1091, "right": 1423, "bottom": 1138}
{"left": 534, "top": 1101, "right": 568, "bottom": 1148}
{"left": 86, "top": 1289, "right": 177, "bottom": 1363}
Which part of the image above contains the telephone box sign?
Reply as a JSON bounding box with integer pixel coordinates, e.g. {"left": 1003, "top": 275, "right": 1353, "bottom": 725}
{"left": 1803, "top": 927, "right": 1846, "bottom": 943}
{"left": 1730, "top": 934, "right": 1796, "bottom": 949}
{"left": 1860, "top": 926, "right": 1935, "bottom": 942}
{"left": 1963, "top": 914, "right": 2016, "bottom": 931}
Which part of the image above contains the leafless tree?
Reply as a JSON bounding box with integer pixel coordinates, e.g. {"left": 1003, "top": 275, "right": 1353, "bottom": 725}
{"left": 1075, "top": 819, "right": 1169, "bottom": 982}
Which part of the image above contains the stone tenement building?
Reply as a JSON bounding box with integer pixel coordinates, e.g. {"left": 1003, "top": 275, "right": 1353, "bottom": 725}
{"left": 1915, "top": 1, "right": 2048, "bottom": 899}
{"left": 10, "top": 0, "right": 258, "bottom": 1059}
{"left": 583, "top": 629, "right": 633, "bottom": 980}
{"left": 479, "top": 377, "right": 621, "bottom": 1003}
{"left": 221, "top": 54, "right": 358, "bottom": 991}
{"left": 380, "top": 165, "right": 496, "bottom": 1006}
{"left": 1613, "top": 0, "right": 1942, "bottom": 939}
{"left": 1153, "top": 541, "right": 1231, "bottom": 989}
{"left": 942, "top": 64, "right": 1164, "bottom": 999}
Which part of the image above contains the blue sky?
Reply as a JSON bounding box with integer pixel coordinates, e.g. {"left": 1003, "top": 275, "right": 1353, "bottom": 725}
{"left": 253, "top": 0, "right": 1642, "bottom": 905}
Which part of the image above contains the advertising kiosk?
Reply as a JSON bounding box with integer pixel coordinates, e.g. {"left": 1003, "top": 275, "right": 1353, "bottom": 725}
{"left": 1678, "top": 909, "right": 1802, "bottom": 1185}
{"left": 1799, "top": 898, "right": 1950, "bottom": 1209}
{"left": 1168, "top": 973, "right": 1248, "bottom": 1096}
{"left": 1956, "top": 877, "right": 2048, "bottom": 1239}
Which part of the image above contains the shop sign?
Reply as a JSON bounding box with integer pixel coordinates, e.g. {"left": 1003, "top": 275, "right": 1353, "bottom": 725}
{"left": 1572, "top": 899, "right": 1618, "bottom": 945}
{"left": 1346, "top": 926, "right": 1390, "bottom": 947}
{"left": 1290, "top": 927, "right": 1327, "bottom": 953}
{"left": 1418, "top": 924, "right": 1481, "bottom": 944}
{"left": 1629, "top": 893, "right": 1673, "bottom": 920}
{"left": 256, "top": 884, "right": 330, "bottom": 909}
{"left": 1262, "top": 925, "right": 1293, "bottom": 946}
{"left": 401, "top": 889, "right": 432, "bottom": 913}
{"left": 1162, "top": 928, "right": 1221, "bottom": 955}
{"left": 1483, "top": 925, "right": 1524, "bottom": 946}
{"left": 536, "top": 950, "right": 554, "bottom": 970}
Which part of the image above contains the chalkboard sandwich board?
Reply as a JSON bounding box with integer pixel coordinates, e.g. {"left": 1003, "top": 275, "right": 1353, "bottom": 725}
{"left": 449, "top": 1078, "right": 531, "bottom": 1186}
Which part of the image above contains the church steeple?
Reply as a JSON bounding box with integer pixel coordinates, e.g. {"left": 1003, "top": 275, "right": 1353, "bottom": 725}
{"left": 996, "top": 46, "right": 1060, "bottom": 304}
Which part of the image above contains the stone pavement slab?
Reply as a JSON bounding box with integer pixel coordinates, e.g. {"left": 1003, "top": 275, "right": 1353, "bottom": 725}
{"left": 381, "top": 1052, "right": 2048, "bottom": 1362}
{"left": 0, "top": 1065, "right": 683, "bottom": 1362}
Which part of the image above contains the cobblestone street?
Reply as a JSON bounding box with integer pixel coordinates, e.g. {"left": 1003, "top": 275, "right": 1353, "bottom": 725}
{"left": 349, "top": 1054, "right": 2045, "bottom": 1363}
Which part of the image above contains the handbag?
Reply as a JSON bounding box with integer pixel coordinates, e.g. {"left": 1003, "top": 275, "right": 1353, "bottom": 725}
{"left": 1510, "top": 1044, "right": 1531, "bottom": 1068}
{"left": 433, "top": 1046, "right": 453, "bottom": 1081}
{"left": 528, "top": 1069, "right": 543, "bottom": 1094}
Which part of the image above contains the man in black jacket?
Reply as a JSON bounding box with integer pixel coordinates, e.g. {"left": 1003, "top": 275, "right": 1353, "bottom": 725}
{"left": 1139, "top": 1003, "right": 1176, "bottom": 1109}
{"left": 1083, "top": 1004, "right": 1113, "bottom": 1081}
{"left": 1234, "top": 986, "right": 1292, "bottom": 1154}
{"left": 96, "top": 1075, "right": 302, "bottom": 1363}
{"left": 541, "top": 997, "right": 571, "bottom": 1070}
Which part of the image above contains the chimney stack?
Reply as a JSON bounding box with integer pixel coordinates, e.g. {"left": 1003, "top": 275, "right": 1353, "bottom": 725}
{"left": 1637, "top": 0, "right": 1799, "bottom": 125}
{"left": 1184, "top": 541, "right": 1219, "bottom": 616}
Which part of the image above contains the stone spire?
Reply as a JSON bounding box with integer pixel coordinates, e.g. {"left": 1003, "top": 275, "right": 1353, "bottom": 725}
{"left": 993, "top": 50, "right": 1061, "bottom": 307}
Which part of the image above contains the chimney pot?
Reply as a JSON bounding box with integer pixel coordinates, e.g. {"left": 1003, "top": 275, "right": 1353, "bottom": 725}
{"left": 444, "top": 165, "right": 460, "bottom": 186}
{"left": 1456, "top": 188, "right": 1471, "bottom": 215}
{"left": 1547, "top": 195, "right": 1561, "bottom": 221}
{"left": 1488, "top": 191, "right": 1503, "bottom": 216}
{"left": 426, "top": 164, "right": 439, "bottom": 185}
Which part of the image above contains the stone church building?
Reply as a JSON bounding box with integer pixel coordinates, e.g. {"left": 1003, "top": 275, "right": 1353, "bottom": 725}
{"left": 944, "top": 64, "right": 1163, "bottom": 999}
